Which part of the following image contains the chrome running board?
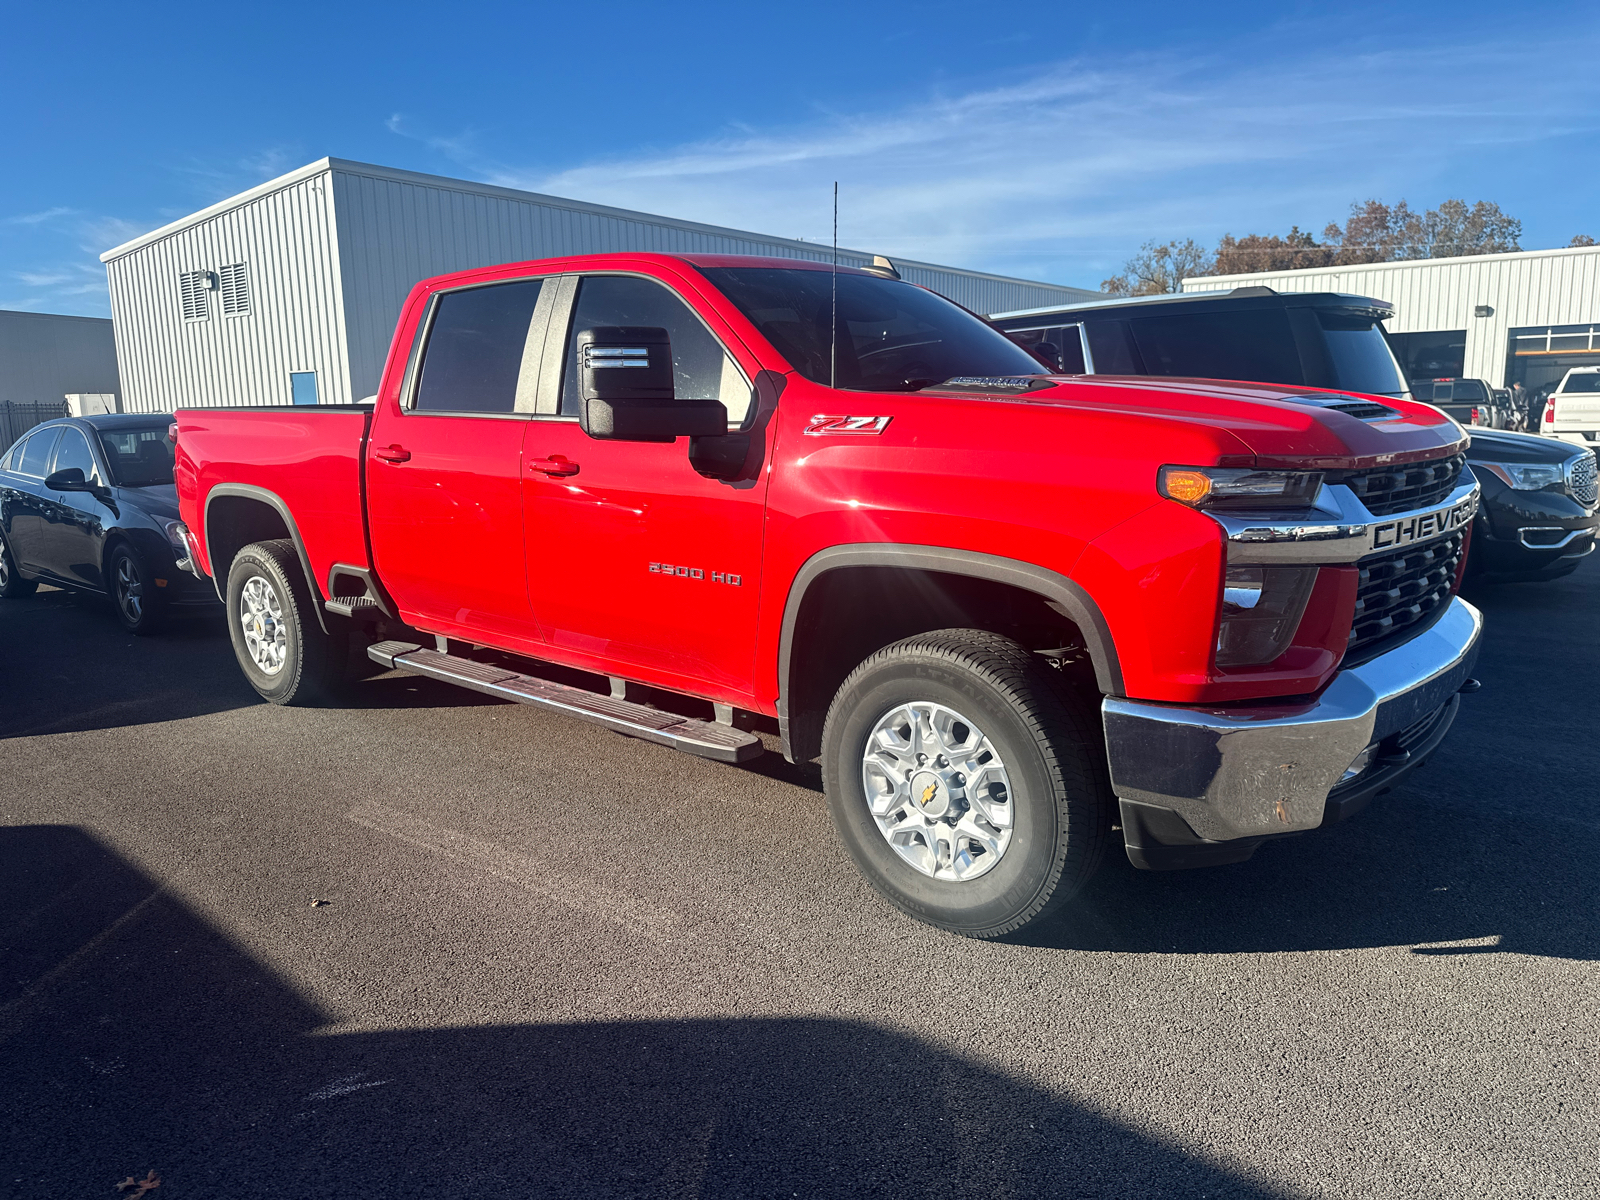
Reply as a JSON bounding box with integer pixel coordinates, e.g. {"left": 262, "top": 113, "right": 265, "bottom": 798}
{"left": 367, "top": 640, "right": 763, "bottom": 764}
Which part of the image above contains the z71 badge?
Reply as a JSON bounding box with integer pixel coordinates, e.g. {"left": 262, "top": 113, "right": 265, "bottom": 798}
{"left": 804, "top": 415, "right": 892, "bottom": 435}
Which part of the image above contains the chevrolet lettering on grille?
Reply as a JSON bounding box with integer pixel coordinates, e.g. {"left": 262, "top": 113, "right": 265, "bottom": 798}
{"left": 1369, "top": 496, "right": 1475, "bottom": 552}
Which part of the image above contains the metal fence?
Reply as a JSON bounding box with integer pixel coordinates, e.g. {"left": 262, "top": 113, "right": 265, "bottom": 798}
{"left": 0, "top": 401, "right": 68, "bottom": 450}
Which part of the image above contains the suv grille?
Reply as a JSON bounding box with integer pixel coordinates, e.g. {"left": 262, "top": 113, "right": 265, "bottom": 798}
{"left": 1569, "top": 453, "right": 1598, "bottom": 508}
{"left": 1336, "top": 452, "right": 1466, "bottom": 516}
{"left": 1348, "top": 530, "right": 1465, "bottom": 657}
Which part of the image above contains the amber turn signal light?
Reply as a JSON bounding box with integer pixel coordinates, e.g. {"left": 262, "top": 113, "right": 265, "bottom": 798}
{"left": 1158, "top": 468, "right": 1213, "bottom": 504}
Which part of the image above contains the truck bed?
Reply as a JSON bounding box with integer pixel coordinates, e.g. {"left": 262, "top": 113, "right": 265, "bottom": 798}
{"left": 175, "top": 405, "right": 372, "bottom": 593}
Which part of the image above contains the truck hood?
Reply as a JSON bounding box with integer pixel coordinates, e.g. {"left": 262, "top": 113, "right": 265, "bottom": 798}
{"left": 924, "top": 374, "right": 1466, "bottom": 469}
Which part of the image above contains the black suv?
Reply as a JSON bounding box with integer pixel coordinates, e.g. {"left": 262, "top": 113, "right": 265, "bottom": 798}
{"left": 988, "top": 286, "right": 1410, "bottom": 399}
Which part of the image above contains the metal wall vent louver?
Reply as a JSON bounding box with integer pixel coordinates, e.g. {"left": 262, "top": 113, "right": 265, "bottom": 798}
{"left": 178, "top": 271, "right": 210, "bottom": 322}
{"left": 219, "top": 262, "right": 250, "bottom": 315}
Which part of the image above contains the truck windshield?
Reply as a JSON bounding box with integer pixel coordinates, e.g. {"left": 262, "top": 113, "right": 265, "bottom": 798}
{"left": 700, "top": 267, "right": 1046, "bottom": 392}
{"left": 98, "top": 426, "right": 175, "bottom": 487}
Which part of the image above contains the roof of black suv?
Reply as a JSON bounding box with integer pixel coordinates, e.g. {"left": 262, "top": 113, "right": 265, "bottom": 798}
{"left": 989, "top": 286, "right": 1393, "bottom": 323}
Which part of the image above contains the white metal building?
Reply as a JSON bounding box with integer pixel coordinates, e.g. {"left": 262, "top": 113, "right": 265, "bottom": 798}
{"left": 0, "top": 309, "right": 121, "bottom": 407}
{"left": 100, "top": 158, "right": 1097, "bottom": 412}
{"left": 1181, "top": 245, "right": 1600, "bottom": 396}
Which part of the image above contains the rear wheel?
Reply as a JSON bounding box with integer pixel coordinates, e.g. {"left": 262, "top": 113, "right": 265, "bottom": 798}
{"left": 0, "top": 534, "right": 38, "bottom": 598}
{"left": 822, "top": 629, "right": 1112, "bottom": 939}
{"left": 109, "top": 541, "right": 165, "bottom": 635}
{"left": 226, "top": 539, "right": 347, "bottom": 705}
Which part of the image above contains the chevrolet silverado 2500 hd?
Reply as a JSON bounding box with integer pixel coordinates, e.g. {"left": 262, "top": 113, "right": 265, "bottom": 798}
{"left": 171, "top": 253, "right": 1482, "bottom": 938}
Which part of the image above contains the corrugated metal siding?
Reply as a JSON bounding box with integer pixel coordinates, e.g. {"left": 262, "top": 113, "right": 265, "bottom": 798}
{"left": 331, "top": 166, "right": 1094, "bottom": 398}
{"left": 1180, "top": 247, "right": 1600, "bottom": 386}
{"left": 0, "top": 310, "right": 120, "bottom": 405}
{"left": 106, "top": 171, "right": 350, "bottom": 411}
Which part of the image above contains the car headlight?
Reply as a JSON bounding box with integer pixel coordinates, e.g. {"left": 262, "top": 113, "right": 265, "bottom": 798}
{"left": 1476, "top": 462, "right": 1564, "bottom": 491}
{"left": 1158, "top": 466, "right": 1324, "bottom": 510}
{"left": 162, "top": 519, "right": 193, "bottom": 564}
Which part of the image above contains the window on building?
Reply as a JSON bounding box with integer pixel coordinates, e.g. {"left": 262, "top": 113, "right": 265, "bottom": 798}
{"left": 179, "top": 271, "right": 211, "bottom": 322}
{"left": 290, "top": 372, "right": 319, "bottom": 406}
{"left": 219, "top": 263, "right": 250, "bottom": 315}
{"left": 560, "top": 275, "right": 751, "bottom": 422}
{"left": 1388, "top": 330, "right": 1466, "bottom": 382}
{"left": 413, "top": 279, "right": 546, "bottom": 414}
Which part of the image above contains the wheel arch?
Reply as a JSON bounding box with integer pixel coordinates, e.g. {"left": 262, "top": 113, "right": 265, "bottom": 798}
{"left": 776, "top": 544, "right": 1123, "bottom": 763}
{"left": 203, "top": 484, "right": 328, "bottom": 632}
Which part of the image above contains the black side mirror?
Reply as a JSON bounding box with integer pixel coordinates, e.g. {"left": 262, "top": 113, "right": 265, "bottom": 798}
{"left": 576, "top": 326, "right": 727, "bottom": 442}
{"left": 45, "top": 467, "right": 94, "bottom": 492}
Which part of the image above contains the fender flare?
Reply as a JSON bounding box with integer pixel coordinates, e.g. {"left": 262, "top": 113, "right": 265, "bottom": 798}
{"left": 776, "top": 543, "right": 1125, "bottom": 729}
{"left": 202, "top": 483, "right": 329, "bottom": 632}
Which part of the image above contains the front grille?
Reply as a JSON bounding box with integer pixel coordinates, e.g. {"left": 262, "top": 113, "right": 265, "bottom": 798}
{"left": 1570, "top": 453, "right": 1598, "bottom": 508}
{"left": 1335, "top": 452, "right": 1466, "bottom": 516}
{"left": 1348, "top": 529, "right": 1465, "bottom": 657}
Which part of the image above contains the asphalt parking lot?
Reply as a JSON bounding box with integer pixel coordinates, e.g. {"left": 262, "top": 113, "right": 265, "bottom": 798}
{"left": 2, "top": 556, "right": 1596, "bottom": 1199}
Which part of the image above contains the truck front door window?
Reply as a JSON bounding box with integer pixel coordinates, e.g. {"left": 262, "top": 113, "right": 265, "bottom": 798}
{"left": 558, "top": 275, "right": 750, "bottom": 425}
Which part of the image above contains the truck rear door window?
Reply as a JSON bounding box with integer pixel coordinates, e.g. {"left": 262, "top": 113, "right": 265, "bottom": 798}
{"left": 1128, "top": 309, "right": 1302, "bottom": 386}
{"left": 414, "top": 279, "right": 545, "bottom": 414}
{"left": 559, "top": 275, "right": 751, "bottom": 424}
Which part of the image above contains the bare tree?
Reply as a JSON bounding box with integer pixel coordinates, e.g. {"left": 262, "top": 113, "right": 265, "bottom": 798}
{"left": 1571, "top": 234, "right": 1596, "bottom": 247}
{"left": 1324, "top": 199, "right": 1521, "bottom": 261}
{"left": 1101, "top": 239, "right": 1214, "bottom": 295}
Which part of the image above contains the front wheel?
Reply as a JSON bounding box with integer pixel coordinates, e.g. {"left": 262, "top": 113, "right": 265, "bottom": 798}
{"left": 226, "top": 539, "right": 347, "bottom": 705}
{"left": 109, "top": 541, "right": 165, "bottom": 635}
{"left": 821, "top": 629, "right": 1112, "bottom": 939}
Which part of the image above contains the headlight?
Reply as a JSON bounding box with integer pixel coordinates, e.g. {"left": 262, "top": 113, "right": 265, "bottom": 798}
{"left": 1215, "top": 565, "right": 1319, "bottom": 667}
{"left": 1476, "top": 462, "right": 1564, "bottom": 491}
{"left": 1159, "top": 466, "right": 1324, "bottom": 510}
{"left": 162, "top": 519, "right": 193, "bottom": 566}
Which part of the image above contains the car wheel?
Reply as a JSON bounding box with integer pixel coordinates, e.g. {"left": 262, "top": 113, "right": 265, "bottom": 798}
{"left": 0, "top": 534, "right": 38, "bottom": 598}
{"left": 821, "top": 629, "right": 1113, "bottom": 939}
{"left": 109, "top": 541, "right": 165, "bottom": 634}
{"left": 226, "top": 539, "right": 347, "bottom": 705}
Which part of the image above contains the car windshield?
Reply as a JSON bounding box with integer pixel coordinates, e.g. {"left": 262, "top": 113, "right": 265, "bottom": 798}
{"left": 1559, "top": 373, "right": 1600, "bottom": 393}
{"left": 98, "top": 426, "right": 175, "bottom": 487}
{"left": 699, "top": 267, "right": 1046, "bottom": 392}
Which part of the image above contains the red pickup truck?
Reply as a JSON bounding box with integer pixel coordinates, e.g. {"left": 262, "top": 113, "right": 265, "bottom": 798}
{"left": 172, "top": 252, "right": 1482, "bottom": 938}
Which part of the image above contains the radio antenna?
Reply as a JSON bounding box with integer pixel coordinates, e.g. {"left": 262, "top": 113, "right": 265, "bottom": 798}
{"left": 831, "top": 181, "right": 838, "bottom": 390}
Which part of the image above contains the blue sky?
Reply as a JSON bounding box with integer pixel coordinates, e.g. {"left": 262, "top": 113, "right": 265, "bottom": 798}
{"left": 4, "top": 0, "right": 1599, "bottom": 315}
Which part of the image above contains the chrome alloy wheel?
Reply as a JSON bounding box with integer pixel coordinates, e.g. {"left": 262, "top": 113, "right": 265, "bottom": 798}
{"left": 0, "top": 542, "right": 10, "bottom": 590}
{"left": 114, "top": 553, "right": 144, "bottom": 623}
{"left": 861, "top": 702, "right": 1014, "bottom": 881}
{"left": 239, "top": 574, "right": 288, "bottom": 676}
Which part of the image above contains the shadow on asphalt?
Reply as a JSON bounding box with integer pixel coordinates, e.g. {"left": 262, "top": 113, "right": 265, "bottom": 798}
{"left": 0, "top": 824, "right": 1283, "bottom": 1199}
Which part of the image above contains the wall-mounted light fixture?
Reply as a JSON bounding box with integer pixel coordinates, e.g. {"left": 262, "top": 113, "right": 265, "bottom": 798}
{"left": 1474, "top": 304, "right": 1493, "bottom": 317}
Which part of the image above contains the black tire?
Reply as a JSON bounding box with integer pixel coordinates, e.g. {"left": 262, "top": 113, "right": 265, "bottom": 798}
{"left": 225, "top": 539, "right": 347, "bottom": 705}
{"left": 108, "top": 540, "right": 166, "bottom": 635}
{"left": 0, "top": 534, "right": 38, "bottom": 598}
{"left": 821, "top": 629, "right": 1112, "bottom": 939}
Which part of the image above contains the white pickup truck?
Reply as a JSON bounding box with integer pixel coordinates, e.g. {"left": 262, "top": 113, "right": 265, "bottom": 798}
{"left": 1542, "top": 367, "right": 1600, "bottom": 447}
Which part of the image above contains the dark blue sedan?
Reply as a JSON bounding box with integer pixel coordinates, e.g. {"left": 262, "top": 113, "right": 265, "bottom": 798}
{"left": 0, "top": 414, "right": 217, "bottom": 633}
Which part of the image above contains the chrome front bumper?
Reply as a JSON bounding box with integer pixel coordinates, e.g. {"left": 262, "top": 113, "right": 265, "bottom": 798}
{"left": 1101, "top": 596, "right": 1482, "bottom": 860}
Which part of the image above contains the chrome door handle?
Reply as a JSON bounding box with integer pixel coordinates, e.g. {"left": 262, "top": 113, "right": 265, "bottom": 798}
{"left": 530, "top": 455, "right": 580, "bottom": 477}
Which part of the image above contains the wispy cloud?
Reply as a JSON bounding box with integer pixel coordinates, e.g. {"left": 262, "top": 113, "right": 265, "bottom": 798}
{"left": 386, "top": 113, "right": 478, "bottom": 163}
{"left": 5, "top": 207, "right": 76, "bottom": 226}
{"left": 472, "top": 34, "right": 1600, "bottom": 285}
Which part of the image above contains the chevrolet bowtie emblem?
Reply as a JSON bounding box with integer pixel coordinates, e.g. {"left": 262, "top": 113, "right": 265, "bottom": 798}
{"left": 920, "top": 781, "right": 938, "bottom": 807}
